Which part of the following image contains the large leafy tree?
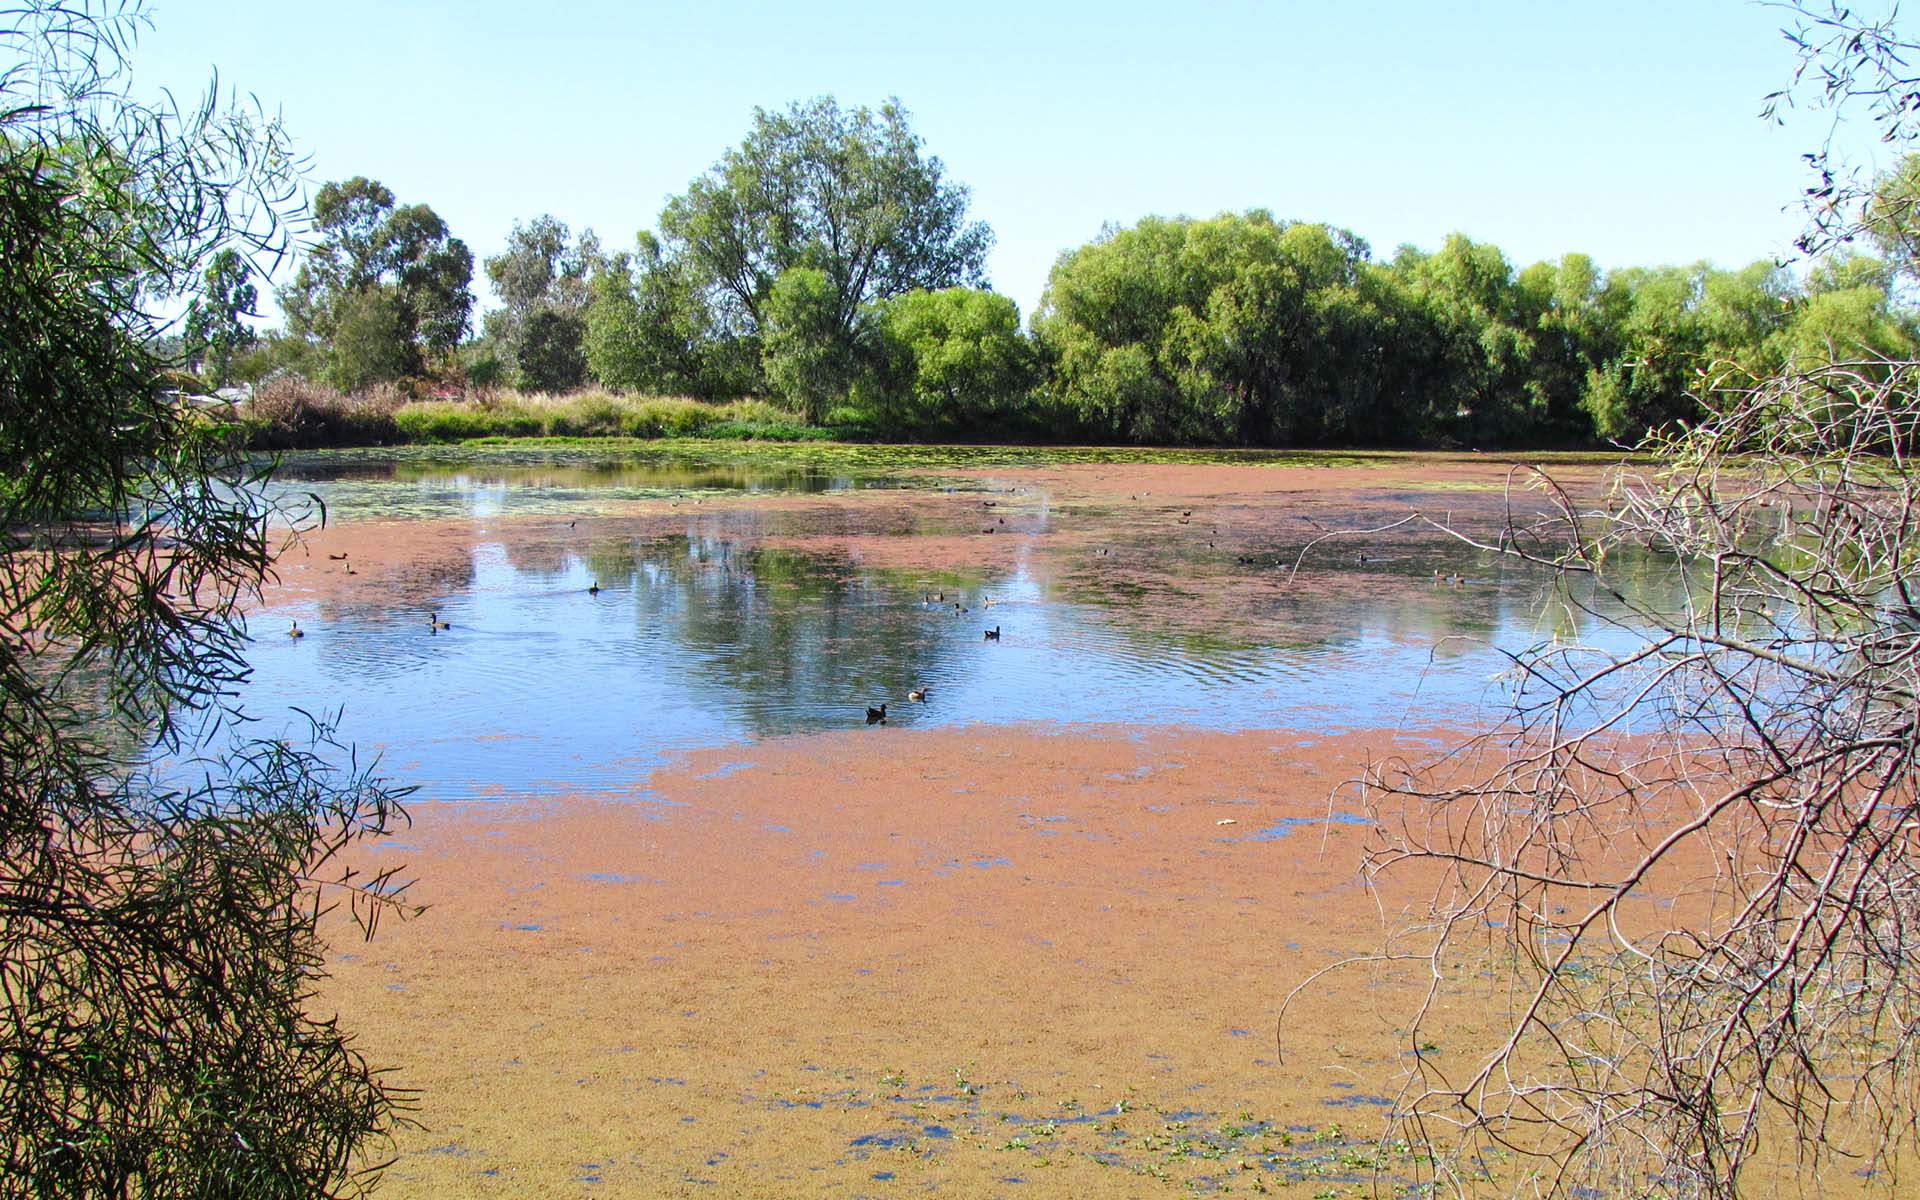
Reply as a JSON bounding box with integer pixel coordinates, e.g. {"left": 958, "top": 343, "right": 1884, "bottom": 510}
{"left": 869, "top": 287, "right": 1036, "bottom": 429}
{"left": 1, "top": 5, "right": 413, "bottom": 1196}
{"left": 279, "top": 176, "right": 473, "bottom": 387}
{"left": 1035, "top": 211, "right": 1443, "bottom": 445}
{"left": 761, "top": 266, "right": 863, "bottom": 422}
{"left": 583, "top": 232, "right": 749, "bottom": 398}
{"left": 659, "top": 95, "right": 992, "bottom": 407}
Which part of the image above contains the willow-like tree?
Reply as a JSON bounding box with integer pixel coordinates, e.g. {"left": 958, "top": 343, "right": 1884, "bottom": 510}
{"left": 660, "top": 96, "right": 992, "bottom": 411}
{"left": 0, "top": 5, "right": 414, "bottom": 1197}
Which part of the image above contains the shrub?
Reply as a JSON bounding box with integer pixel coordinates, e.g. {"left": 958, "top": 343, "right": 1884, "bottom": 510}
{"left": 245, "top": 376, "right": 404, "bottom": 448}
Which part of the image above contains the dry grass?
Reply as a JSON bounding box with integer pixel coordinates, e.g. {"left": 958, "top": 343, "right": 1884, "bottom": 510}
{"left": 244, "top": 377, "right": 406, "bottom": 448}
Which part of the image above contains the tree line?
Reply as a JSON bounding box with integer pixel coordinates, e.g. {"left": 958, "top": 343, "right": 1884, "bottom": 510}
{"left": 201, "top": 95, "right": 1920, "bottom": 449}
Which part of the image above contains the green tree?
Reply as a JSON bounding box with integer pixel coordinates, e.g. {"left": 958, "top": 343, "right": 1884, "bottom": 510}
{"left": 1035, "top": 211, "right": 1442, "bottom": 445}
{"left": 660, "top": 95, "right": 991, "bottom": 408}
{"left": 583, "top": 232, "right": 747, "bottom": 398}
{"left": 516, "top": 307, "right": 589, "bottom": 393}
{"left": 481, "top": 213, "right": 596, "bottom": 387}
{"left": 761, "top": 266, "right": 866, "bottom": 422}
{"left": 1581, "top": 262, "right": 1795, "bottom": 441}
{"left": 0, "top": 5, "right": 414, "bottom": 1196}
{"left": 1862, "top": 153, "right": 1920, "bottom": 280}
{"left": 869, "top": 287, "right": 1036, "bottom": 429}
{"left": 1772, "top": 277, "right": 1915, "bottom": 368}
{"left": 279, "top": 176, "right": 473, "bottom": 387}
{"left": 183, "top": 248, "right": 257, "bottom": 387}
{"left": 327, "top": 285, "right": 412, "bottom": 391}
{"left": 1393, "top": 233, "right": 1549, "bottom": 442}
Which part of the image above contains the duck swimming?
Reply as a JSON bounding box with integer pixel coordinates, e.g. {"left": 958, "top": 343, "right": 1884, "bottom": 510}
{"left": 866, "top": 703, "right": 888, "bottom": 725}
{"left": 984, "top": 626, "right": 1000, "bottom": 641}
{"left": 287, "top": 619, "right": 304, "bottom": 639}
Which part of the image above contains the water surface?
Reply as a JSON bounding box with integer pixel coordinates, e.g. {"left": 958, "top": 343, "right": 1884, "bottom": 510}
{"left": 235, "top": 447, "right": 1663, "bottom": 800}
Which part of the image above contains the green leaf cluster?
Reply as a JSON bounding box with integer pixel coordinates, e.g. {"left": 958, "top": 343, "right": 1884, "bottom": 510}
{"left": 2, "top": 5, "right": 415, "bottom": 1195}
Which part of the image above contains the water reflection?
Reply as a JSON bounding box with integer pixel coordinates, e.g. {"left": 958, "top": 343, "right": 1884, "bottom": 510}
{"left": 227, "top": 450, "right": 1688, "bottom": 801}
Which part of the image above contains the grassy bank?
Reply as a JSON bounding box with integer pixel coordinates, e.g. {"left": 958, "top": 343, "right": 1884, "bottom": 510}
{"left": 238, "top": 379, "right": 840, "bottom": 449}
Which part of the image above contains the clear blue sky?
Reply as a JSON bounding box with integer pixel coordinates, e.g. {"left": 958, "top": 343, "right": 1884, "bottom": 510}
{"left": 133, "top": 0, "right": 1893, "bottom": 325}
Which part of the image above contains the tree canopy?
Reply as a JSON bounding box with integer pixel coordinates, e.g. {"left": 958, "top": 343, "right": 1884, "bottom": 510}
{"left": 660, "top": 96, "right": 993, "bottom": 341}
{"left": 279, "top": 176, "right": 473, "bottom": 389}
{"left": 481, "top": 214, "right": 596, "bottom": 390}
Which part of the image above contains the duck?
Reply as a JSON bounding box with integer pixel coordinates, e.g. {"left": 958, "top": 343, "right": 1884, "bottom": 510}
{"left": 429, "top": 612, "right": 451, "bottom": 631}
{"left": 984, "top": 626, "right": 1001, "bottom": 641}
{"left": 866, "top": 702, "right": 888, "bottom": 725}
{"left": 588, "top": 581, "right": 601, "bottom": 596}
{"left": 909, "top": 686, "right": 929, "bottom": 703}
{"left": 287, "top": 619, "right": 304, "bottom": 639}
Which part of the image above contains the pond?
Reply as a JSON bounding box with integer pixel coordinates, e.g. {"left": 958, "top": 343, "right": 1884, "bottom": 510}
{"left": 231, "top": 445, "right": 1666, "bottom": 801}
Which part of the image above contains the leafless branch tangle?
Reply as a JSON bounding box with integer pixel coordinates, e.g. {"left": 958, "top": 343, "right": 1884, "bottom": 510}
{"left": 1289, "top": 361, "right": 1920, "bottom": 1196}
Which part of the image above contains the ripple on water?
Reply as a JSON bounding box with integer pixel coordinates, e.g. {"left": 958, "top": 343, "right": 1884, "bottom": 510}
{"left": 228, "top": 451, "right": 1663, "bottom": 801}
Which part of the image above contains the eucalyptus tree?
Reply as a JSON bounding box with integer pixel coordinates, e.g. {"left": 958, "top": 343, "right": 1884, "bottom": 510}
{"left": 1, "top": 5, "right": 414, "bottom": 1196}
{"left": 183, "top": 248, "right": 258, "bottom": 387}
{"left": 481, "top": 213, "right": 596, "bottom": 390}
{"left": 279, "top": 176, "right": 473, "bottom": 388}
{"left": 583, "top": 231, "right": 746, "bottom": 398}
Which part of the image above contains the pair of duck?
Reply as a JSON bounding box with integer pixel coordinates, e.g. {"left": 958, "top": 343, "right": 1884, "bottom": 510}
{"left": 867, "top": 686, "right": 934, "bottom": 724}
{"left": 291, "top": 611, "right": 450, "bottom": 640}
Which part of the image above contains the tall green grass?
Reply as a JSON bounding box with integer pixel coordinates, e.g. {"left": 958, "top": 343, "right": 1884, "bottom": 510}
{"left": 390, "top": 391, "right": 814, "bottom": 442}
{"left": 242, "top": 385, "right": 824, "bottom": 448}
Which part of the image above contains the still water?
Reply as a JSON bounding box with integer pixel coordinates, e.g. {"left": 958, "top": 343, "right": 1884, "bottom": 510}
{"left": 233, "top": 447, "right": 1660, "bottom": 801}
